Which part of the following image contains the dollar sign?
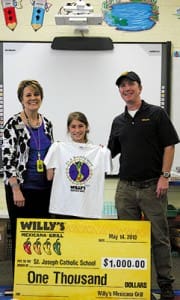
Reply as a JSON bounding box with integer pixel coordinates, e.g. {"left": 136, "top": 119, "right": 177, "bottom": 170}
{"left": 103, "top": 258, "right": 108, "bottom": 267}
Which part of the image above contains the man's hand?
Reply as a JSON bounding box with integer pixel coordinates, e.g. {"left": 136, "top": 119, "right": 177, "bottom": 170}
{"left": 156, "top": 176, "right": 169, "bottom": 198}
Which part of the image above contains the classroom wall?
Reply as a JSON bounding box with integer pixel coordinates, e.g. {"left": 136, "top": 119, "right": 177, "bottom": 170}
{"left": 0, "top": 1, "right": 179, "bottom": 50}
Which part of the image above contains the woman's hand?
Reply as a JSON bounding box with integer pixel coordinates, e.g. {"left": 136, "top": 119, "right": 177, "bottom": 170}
{"left": 12, "top": 185, "right": 25, "bottom": 207}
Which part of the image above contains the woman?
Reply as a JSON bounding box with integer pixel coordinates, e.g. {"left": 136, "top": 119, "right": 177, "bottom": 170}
{"left": 44, "top": 111, "right": 112, "bottom": 219}
{"left": 2, "top": 79, "right": 53, "bottom": 274}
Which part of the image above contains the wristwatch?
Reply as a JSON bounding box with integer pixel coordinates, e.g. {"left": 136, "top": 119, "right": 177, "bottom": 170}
{"left": 161, "top": 171, "right": 171, "bottom": 178}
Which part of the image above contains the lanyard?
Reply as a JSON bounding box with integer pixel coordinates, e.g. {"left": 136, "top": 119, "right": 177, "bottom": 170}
{"left": 24, "top": 110, "right": 44, "bottom": 172}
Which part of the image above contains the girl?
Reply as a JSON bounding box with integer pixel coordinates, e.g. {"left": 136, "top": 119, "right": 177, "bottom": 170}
{"left": 44, "top": 111, "right": 112, "bottom": 219}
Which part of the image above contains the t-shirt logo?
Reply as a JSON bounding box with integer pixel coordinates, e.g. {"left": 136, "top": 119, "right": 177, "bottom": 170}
{"left": 66, "top": 156, "right": 93, "bottom": 185}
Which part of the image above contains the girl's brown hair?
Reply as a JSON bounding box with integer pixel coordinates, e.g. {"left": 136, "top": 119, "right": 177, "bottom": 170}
{"left": 67, "top": 112, "right": 89, "bottom": 143}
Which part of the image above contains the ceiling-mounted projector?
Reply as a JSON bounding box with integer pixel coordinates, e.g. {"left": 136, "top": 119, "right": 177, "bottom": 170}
{"left": 55, "top": 0, "right": 103, "bottom": 30}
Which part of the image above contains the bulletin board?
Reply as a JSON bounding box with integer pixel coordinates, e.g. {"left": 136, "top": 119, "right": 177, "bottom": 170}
{"left": 0, "top": 41, "right": 171, "bottom": 174}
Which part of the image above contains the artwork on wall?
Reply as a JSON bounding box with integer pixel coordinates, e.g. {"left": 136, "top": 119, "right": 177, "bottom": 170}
{"left": 0, "top": 0, "right": 52, "bottom": 31}
{"left": 174, "top": 7, "right": 180, "bottom": 19}
{"left": 30, "top": 0, "right": 52, "bottom": 31}
{"left": 1, "top": 0, "right": 22, "bottom": 31}
{"left": 174, "top": 51, "right": 180, "bottom": 58}
{"left": 102, "top": 0, "right": 159, "bottom": 32}
{"left": 1, "top": 0, "right": 172, "bottom": 34}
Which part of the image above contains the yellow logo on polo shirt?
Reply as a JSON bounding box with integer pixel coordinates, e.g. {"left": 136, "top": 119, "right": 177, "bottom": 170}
{"left": 141, "top": 118, "right": 150, "bottom": 121}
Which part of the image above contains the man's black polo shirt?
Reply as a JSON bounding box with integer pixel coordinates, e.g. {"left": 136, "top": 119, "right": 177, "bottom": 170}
{"left": 108, "top": 100, "right": 179, "bottom": 181}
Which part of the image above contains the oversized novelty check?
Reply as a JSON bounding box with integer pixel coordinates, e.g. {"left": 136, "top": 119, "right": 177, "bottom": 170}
{"left": 14, "top": 218, "right": 151, "bottom": 299}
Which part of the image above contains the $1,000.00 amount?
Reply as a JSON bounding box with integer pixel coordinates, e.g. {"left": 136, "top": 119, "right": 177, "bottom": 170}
{"left": 102, "top": 257, "right": 147, "bottom": 270}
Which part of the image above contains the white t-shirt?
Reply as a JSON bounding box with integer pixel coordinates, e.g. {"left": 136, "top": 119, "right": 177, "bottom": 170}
{"left": 44, "top": 141, "right": 112, "bottom": 218}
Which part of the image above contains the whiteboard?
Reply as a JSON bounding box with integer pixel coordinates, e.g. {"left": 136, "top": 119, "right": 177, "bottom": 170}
{"left": 2, "top": 42, "right": 170, "bottom": 174}
{"left": 171, "top": 57, "right": 180, "bottom": 171}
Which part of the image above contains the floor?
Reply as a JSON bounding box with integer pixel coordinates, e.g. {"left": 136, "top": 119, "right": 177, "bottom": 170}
{"left": 0, "top": 178, "right": 180, "bottom": 299}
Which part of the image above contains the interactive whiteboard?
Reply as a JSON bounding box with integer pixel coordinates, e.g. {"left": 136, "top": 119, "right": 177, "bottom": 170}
{"left": 0, "top": 42, "right": 171, "bottom": 174}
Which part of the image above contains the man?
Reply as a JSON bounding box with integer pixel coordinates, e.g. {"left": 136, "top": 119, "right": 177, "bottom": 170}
{"left": 108, "top": 71, "right": 179, "bottom": 300}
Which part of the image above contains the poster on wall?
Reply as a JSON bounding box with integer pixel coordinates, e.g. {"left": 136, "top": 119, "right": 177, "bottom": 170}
{"left": 13, "top": 218, "right": 151, "bottom": 299}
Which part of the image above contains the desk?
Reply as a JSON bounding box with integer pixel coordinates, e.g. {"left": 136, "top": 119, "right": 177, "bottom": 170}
{"left": 170, "top": 180, "right": 180, "bottom": 186}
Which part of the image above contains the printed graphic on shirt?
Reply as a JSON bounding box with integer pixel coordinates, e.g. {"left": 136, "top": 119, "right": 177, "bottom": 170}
{"left": 66, "top": 156, "right": 93, "bottom": 188}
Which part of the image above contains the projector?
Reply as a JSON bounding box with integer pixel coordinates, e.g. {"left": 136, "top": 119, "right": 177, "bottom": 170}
{"left": 55, "top": 14, "right": 103, "bottom": 26}
{"left": 55, "top": 0, "right": 103, "bottom": 29}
